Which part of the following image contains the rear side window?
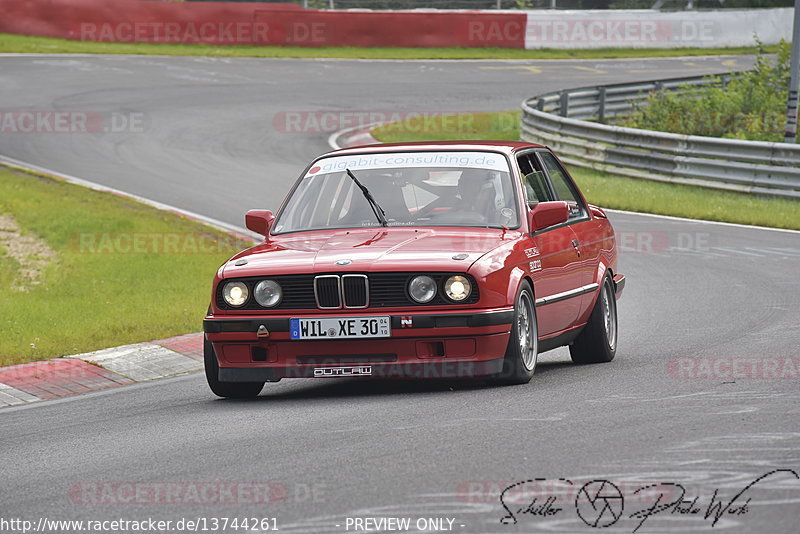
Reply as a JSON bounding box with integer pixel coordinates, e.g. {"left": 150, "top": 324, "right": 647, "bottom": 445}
{"left": 516, "top": 153, "right": 552, "bottom": 205}
{"left": 538, "top": 152, "right": 585, "bottom": 220}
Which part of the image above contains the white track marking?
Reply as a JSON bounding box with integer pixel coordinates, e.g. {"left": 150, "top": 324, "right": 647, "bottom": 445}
{"left": 711, "top": 246, "right": 764, "bottom": 257}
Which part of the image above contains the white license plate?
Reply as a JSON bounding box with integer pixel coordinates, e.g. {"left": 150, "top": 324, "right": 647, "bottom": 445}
{"left": 290, "top": 316, "right": 390, "bottom": 340}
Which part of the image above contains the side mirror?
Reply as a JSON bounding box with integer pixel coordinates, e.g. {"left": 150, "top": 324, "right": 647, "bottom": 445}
{"left": 528, "top": 201, "right": 569, "bottom": 232}
{"left": 245, "top": 210, "right": 275, "bottom": 238}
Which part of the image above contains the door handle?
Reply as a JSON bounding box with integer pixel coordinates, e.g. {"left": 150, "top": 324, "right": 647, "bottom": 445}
{"left": 572, "top": 239, "right": 581, "bottom": 257}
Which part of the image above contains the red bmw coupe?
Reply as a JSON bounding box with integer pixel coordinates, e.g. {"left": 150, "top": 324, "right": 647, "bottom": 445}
{"left": 204, "top": 142, "right": 625, "bottom": 398}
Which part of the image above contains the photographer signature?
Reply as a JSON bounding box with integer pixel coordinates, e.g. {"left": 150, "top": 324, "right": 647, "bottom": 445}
{"left": 499, "top": 469, "right": 799, "bottom": 532}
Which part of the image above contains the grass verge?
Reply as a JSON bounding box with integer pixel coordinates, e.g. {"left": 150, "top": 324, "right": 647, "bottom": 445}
{"left": 372, "top": 112, "right": 800, "bottom": 230}
{"left": 0, "top": 33, "right": 776, "bottom": 60}
{"left": 0, "top": 166, "right": 250, "bottom": 366}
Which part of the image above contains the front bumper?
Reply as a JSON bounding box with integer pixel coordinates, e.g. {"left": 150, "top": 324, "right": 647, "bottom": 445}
{"left": 613, "top": 273, "right": 626, "bottom": 299}
{"left": 204, "top": 308, "right": 513, "bottom": 380}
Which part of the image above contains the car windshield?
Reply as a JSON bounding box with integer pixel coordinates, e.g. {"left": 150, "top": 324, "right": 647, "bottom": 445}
{"left": 273, "top": 151, "right": 519, "bottom": 234}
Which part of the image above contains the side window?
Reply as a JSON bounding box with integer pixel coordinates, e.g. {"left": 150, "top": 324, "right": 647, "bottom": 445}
{"left": 516, "top": 153, "right": 552, "bottom": 205}
{"left": 538, "top": 152, "right": 585, "bottom": 220}
{"left": 517, "top": 153, "right": 533, "bottom": 176}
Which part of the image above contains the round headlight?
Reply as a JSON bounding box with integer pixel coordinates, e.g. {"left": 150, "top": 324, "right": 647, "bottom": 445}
{"left": 254, "top": 279, "right": 282, "bottom": 308}
{"left": 408, "top": 275, "right": 437, "bottom": 303}
{"left": 445, "top": 275, "right": 472, "bottom": 302}
{"left": 222, "top": 281, "right": 249, "bottom": 307}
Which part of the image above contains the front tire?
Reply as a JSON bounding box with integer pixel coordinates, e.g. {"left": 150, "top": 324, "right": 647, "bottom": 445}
{"left": 497, "top": 281, "right": 538, "bottom": 385}
{"left": 570, "top": 275, "right": 618, "bottom": 364}
{"left": 204, "top": 338, "right": 264, "bottom": 398}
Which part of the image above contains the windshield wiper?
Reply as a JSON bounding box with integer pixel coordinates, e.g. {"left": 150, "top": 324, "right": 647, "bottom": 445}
{"left": 346, "top": 168, "right": 388, "bottom": 227}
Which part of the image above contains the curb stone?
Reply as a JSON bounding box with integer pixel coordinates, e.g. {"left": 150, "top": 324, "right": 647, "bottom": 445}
{"left": 0, "top": 333, "right": 204, "bottom": 408}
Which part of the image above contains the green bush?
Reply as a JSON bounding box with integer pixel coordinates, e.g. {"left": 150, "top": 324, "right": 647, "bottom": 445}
{"left": 622, "top": 40, "right": 791, "bottom": 142}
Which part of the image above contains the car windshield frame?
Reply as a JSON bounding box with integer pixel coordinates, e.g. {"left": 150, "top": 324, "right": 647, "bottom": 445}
{"left": 272, "top": 149, "right": 521, "bottom": 235}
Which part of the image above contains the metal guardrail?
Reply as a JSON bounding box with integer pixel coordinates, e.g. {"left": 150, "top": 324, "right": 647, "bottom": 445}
{"left": 520, "top": 73, "right": 800, "bottom": 199}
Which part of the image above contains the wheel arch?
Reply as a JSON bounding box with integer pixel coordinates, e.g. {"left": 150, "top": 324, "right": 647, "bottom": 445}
{"left": 505, "top": 266, "right": 534, "bottom": 306}
{"left": 587, "top": 261, "right": 614, "bottom": 310}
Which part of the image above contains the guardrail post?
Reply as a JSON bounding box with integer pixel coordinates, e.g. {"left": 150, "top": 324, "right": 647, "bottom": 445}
{"left": 536, "top": 98, "right": 544, "bottom": 111}
{"left": 559, "top": 91, "right": 569, "bottom": 117}
{"left": 598, "top": 87, "right": 607, "bottom": 124}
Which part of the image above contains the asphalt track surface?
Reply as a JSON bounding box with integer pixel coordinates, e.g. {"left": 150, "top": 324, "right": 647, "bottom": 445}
{"left": 1, "top": 54, "right": 799, "bottom": 533}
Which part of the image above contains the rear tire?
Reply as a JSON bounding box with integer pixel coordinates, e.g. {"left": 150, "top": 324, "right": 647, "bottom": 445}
{"left": 570, "top": 275, "right": 618, "bottom": 364}
{"left": 496, "top": 281, "right": 538, "bottom": 385}
{"left": 204, "top": 338, "right": 264, "bottom": 398}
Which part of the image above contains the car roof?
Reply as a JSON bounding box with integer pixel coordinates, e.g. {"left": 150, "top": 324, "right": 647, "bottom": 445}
{"left": 326, "top": 140, "right": 546, "bottom": 158}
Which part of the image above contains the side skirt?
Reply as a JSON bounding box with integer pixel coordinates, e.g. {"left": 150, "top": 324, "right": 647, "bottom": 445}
{"left": 538, "top": 325, "right": 585, "bottom": 354}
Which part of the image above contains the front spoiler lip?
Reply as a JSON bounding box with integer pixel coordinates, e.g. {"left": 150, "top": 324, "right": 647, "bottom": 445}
{"left": 203, "top": 308, "right": 514, "bottom": 334}
{"left": 218, "top": 357, "right": 506, "bottom": 382}
{"left": 613, "top": 273, "right": 626, "bottom": 299}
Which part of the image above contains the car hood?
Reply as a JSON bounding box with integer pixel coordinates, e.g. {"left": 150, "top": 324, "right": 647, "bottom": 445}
{"left": 223, "top": 227, "right": 518, "bottom": 277}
